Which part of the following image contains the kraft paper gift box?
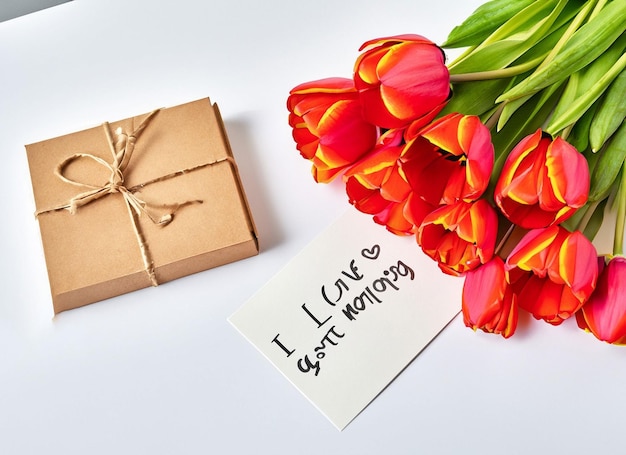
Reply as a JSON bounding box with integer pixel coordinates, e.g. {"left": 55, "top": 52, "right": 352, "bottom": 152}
{"left": 26, "top": 98, "right": 259, "bottom": 314}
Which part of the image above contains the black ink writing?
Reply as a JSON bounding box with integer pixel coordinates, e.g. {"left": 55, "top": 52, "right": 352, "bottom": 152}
{"left": 320, "top": 259, "right": 363, "bottom": 306}
{"left": 361, "top": 244, "right": 381, "bottom": 260}
{"left": 271, "top": 334, "right": 295, "bottom": 357}
{"left": 269, "top": 244, "right": 416, "bottom": 378}
{"left": 341, "top": 287, "right": 383, "bottom": 321}
{"left": 314, "top": 325, "right": 345, "bottom": 359}
{"left": 342, "top": 260, "right": 415, "bottom": 321}
{"left": 297, "top": 355, "right": 320, "bottom": 376}
{"left": 301, "top": 303, "right": 331, "bottom": 328}
{"left": 297, "top": 325, "right": 345, "bottom": 376}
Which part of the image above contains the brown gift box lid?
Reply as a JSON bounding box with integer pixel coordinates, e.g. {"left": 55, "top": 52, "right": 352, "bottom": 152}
{"left": 26, "top": 98, "right": 259, "bottom": 314}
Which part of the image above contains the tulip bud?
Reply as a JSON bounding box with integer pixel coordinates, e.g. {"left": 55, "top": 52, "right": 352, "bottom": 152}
{"left": 287, "top": 78, "right": 378, "bottom": 183}
{"left": 462, "top": 257, "right": 518, "bottom": 338}
{"left": 418, "top": 199, "right": 498, "bottom": 276}
{"left": 506, "top": 226, "right": 598, "bottom": 325}
{"left": 345, "top": 129, "right": 436, "bottom": 235}
{"left": 403, "top": 113, "right": 494, "bottom": 205}
{"left": 576, "top": 256, "right": 626, "bottom": 345}
{"left": 495, "top": 129, "right": 590, "bottom": 229}
{"left": 354, "top": 35, "right": 451, "bottom": 129}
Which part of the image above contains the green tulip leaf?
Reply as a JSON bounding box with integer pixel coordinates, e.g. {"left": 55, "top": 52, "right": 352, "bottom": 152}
{"left": 583, "top": 143, "right": 602, "bottom": 176}
{"left": 589, "top": 122, "right": 626, "bottom": 202}
{"left": 498, "top": 80, "right": 563, "bottom": 131}
{"left": 497, "top": 0, "right": 626, "bottom": 101}
{"left": 496, "top": 94, "right": 532, "bottom": 131}
{"left": 488, "top": 87, "right": 562, "bottom": 190}
{"left": 449, "top": 0, "right": 571, "bottom": 74}
{"left": 442, "top": 77, "right": 513, "bottom": 117}
{"left": 561, "top": 198, "right": 608, "bottom": 242}
{"left": 568, "top": 101, "right": 599, "bottom": 153}
{"left": 583, "top": 198, "right": 608, "bottom": 242}
{"left": 590, "top": 67, "right": 626, "bottom": 152}
{"left": 547, "top": 33, "right": 626, "bottom": 134}
{"left": 561, "top": 203, "right": 588, "bottom": 233}
{"left": 547, "top": 52, "right": 626, "bottom": 135}
{"left": 547, "top": 72, "right": 581, "bottom": 128}
{"left": 443, "top": 0, "right": 536, "bottom": 48}
{"left": 486, "top": 25, "right": 568, "bottom": 129}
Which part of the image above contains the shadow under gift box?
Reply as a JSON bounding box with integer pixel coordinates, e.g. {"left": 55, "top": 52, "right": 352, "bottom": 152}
{"left": 26, "top": 98, "right": 259, "bottom": 314}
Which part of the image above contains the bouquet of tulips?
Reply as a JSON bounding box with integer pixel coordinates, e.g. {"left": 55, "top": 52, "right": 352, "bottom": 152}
{"left": 287, "top": 0, "right": 626, "bottom": 343}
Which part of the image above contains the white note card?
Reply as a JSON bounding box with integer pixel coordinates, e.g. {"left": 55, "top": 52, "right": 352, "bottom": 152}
{"left": 229, "top": 209, "right": 462, "bottom": 430}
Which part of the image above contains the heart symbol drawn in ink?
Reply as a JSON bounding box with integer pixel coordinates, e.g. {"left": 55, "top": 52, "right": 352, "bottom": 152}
{"left": 361, "top": 244, "right": 381, "bottom": 260}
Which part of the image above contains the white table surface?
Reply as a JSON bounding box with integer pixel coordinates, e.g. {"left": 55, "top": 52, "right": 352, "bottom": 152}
{"left": 2, "top": 1, "right": 625, "bottom": 454}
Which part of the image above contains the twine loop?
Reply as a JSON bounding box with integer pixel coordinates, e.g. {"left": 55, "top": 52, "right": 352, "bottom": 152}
{"left": 35, "top": 109, "right": 210, "bottom": 286}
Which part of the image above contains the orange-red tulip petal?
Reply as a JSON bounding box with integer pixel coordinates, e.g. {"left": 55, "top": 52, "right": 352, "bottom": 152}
{"left": 345, "top": 129, "right": 426, "bottom": 235}
{"left": 288, "top": 77, "right": 378, "bottom": 183}
{"left": 413, "top": 113, "right": 495, "bottom": 204}
{"left": 576, "top": 256, "right": 626, "bottom": 345}
{"left": 495, "top": 130, "right": 590, "bottom": 229}
{"left": 462, "top": 257, "right": 518, "bottom": 338}
{"left": 418, "top": 199, "right": 498, "bottom": 276}
{"left": 354, "top": 35, "right": 450, "bottom": 129}
{"left": 506, "top": 226, "right": 598, "bottom": 325}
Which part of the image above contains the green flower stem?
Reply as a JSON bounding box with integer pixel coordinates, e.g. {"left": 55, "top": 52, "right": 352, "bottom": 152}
{"left": 546, "top": 52, "right": 626, "bottom": 136}
{"left": 575, "top": 199, "right": 600, "bottom": 233}
{"left": 484, "top": 102, "right": 506, "bottom": 130}
{"left": 534, "top": 0, "right": 596, "bottom": 73}
{"left": 559, "top": 123, "right": 573, "bottom": 141}
{"left": 614, "top": 160, "right": 626, "bottom": 256}
{"left": 588, "top": 0, "right": 607, "bottom": 22}
{"left": 448, "top": 55, "right": 545, "bottom": 82}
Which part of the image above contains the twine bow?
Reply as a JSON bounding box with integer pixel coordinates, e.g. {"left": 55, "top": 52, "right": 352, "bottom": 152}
{"left": 35, "top": 109, "right": 208, "bottom": 286}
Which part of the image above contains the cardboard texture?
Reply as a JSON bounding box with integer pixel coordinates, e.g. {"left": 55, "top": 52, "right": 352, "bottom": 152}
{"left": 26, "top": 98, "right": 258, "bottom": 313}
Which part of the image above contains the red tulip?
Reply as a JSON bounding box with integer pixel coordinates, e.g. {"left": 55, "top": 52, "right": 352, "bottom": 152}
{"left": 506, "top": 226, "right": 598, "bottom": 325}
{"left": 354, "top": 34, "right": 450, "bottom": 129}
{"left": 495, "top": 129, "right": 589, "bottom": 229}
{"left": 576, "top": 256, "right": 626, "bottom": 345}
{"left": 288, "top": 77, "right": 378, "bottom": 182}
{"left": 345, "top": 129, "right": 436, "bottom": 235}
{"left": 462, "top": 257, "right": 517, "bottom": 338}
{"left": 418, "top": 199, "right": 498, "bottom": 276}
{"left": 403, "top": 113, "right": 494, "bottom": 205}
